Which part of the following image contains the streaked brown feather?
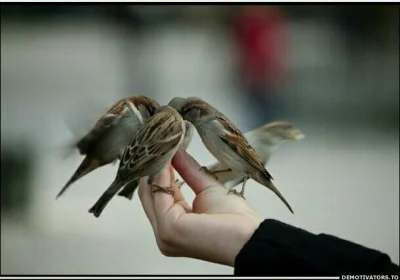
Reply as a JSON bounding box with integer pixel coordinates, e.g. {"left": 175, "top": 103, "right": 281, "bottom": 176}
{"left": 106, "top": 98, "right": 129, "bottom": 115}
{"left": 130, "top": 95, "right": 160, "bottom": 116}
{"left": 216, "top": 116, "right": 273, "bottom": 180}
{"left": 118, "top": 107, "right": 183, "bottom": 180}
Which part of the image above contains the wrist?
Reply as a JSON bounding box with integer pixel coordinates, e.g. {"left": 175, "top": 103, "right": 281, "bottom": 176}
{"left": 225, "top": 216, "right": 263, "bottom": 267}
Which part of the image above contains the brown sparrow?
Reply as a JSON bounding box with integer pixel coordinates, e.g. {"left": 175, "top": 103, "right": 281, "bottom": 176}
{"left": 206, "top": 121, "right": 305, "bottom": 189}
{"left": 116, "top": 99, "right": 196, "bottom": 200}
{"left": 88, "top": 105, "right": 186, "bottom": 218}
{"left": 173, "top": 97, "right": 294, "bottom": 214}
{"left": 117, "top": 112, "right": 194, "bottom": 201}
{"left": 56, "top": 95, "right": 160, "bottom": 199}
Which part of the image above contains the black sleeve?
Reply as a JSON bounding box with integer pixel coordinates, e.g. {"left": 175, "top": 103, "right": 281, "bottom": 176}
{"left": 234, "top": 219, "right": 399, "bottom": 276}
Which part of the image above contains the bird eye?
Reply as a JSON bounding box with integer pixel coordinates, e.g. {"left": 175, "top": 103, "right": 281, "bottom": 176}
{"left": 147, "top": 105, "right": 157, "bottom": 116}
{"left": 180, "top": 107, "right": 190, "bottom": 117}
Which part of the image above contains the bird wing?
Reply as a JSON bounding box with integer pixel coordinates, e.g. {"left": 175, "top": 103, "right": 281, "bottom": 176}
{"left": 118, "top": 110, "right": 183, "bottom": 180}
{"left": 76, "top": 99, "right": 130, "bottom": 154}
{"left": 216, "top": 116, "right": 273, "bottom": 180}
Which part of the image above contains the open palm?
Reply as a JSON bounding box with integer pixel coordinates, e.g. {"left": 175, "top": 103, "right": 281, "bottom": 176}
{"left": 138, "top": 149, "right": 262, "bottom": 267}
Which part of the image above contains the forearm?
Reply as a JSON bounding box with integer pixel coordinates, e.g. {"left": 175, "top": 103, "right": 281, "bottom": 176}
{"left": 234, "top": 219, "right": 399, "bottom": 276}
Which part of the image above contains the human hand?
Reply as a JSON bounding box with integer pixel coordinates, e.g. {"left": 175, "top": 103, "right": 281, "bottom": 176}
{"left": 137, "top": 149, "right": 263, "bottom": 267}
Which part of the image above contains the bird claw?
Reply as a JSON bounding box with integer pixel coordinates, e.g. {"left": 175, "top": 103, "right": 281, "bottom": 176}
{"left": 199, "top": 166, "right": 218, "bottom": 180}
{"left": 174, "top": 179, "right": 185, "bottom": 189}
{"left": 227, "top": 189, "right": 246, "bottom": 200}
{"left": 151, "top": 184, "right": 175, "bottom": 196}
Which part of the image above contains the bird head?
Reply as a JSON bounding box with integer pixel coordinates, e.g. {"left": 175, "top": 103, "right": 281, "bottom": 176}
{"left": 258, "top": 121, "right": 305, "bottom": 144}
{"left": 167, "top": 97, "right": 186, "bottom": 111}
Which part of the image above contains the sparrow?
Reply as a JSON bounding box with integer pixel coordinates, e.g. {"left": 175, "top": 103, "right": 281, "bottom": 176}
{"left": 118, "top": 99, "right": 196, "bottom": 200}
{"left": 203, "top": 121, "right": 305, "bottom": 189}
{"left": 88, "top": 105, "right": 186, "bottom": 218}
{"left": 56, "top": 95, "right": 160, "bottom": 200}
{"left": 173, "top": 97, "right": 294, "bottom": 214}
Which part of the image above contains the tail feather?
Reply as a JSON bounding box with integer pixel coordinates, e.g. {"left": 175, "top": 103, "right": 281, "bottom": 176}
{"left": 88, "top": 179, "right": 125, "bottom": 218}
{"left": 117, "top": 179, "right": 140, "bottom": 200}
{"left": 56, "top": 156, "right": 100, "bottom": 199}
{"left": 256, "top": 170, "right": 294, "bottom": 214}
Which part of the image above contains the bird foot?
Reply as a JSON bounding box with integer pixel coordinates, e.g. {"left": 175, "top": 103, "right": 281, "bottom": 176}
{"left": 227, "top": 189, "right": 246, "bottom": 200}
{"left": 151, "top": 184, "right": 175, "bottom": 196}
{"left": 199, "top": 166, "right": 218, "bottom": 180}
{"left": 174, "top": 179, "right": 185, "bottom": 189}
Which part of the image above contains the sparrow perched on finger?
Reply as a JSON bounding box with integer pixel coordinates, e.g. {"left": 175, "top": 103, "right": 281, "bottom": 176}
{"left": 174, "top": 121, "right": 304, "bottom": 189}
{"left": 117, "top": 98, "right": 196, "bottom": 200}
{"left": 208, "top": 121, "right": 305, "bottom": 189}
{"left": 88, "top": 105, "right": 186, "bottom": 218}
{"left": 56, "top": 95, "right": 160, "bottom": 199}
{"left": 173, "top": 97, "right": 294, "bottom": 214}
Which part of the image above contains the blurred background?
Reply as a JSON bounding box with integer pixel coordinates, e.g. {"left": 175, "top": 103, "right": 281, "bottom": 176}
{"left": 1, "top": 4, "right": 399, "bottom": 275}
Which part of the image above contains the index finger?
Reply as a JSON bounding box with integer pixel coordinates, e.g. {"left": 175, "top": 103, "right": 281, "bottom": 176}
{"left": 168, "top": 164, "right": 185, "bottom": 203}
{"left": 171, "top": 149, "right": 221, "bottom": 195}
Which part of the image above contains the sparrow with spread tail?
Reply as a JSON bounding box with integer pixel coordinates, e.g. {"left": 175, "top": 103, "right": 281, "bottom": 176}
{"left": 56, "top": 95, "right": 160, "bottom": 200}
{"left": 88, "top": 105, "right": 186, "bottom": 218}
{"left": 172, "top": 97, "right": 294, "bottom": 214}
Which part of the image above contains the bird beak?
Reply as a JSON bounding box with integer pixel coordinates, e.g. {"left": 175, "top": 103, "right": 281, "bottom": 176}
{"left": 286, "top": 129, "right": 305, "bottom": 140}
